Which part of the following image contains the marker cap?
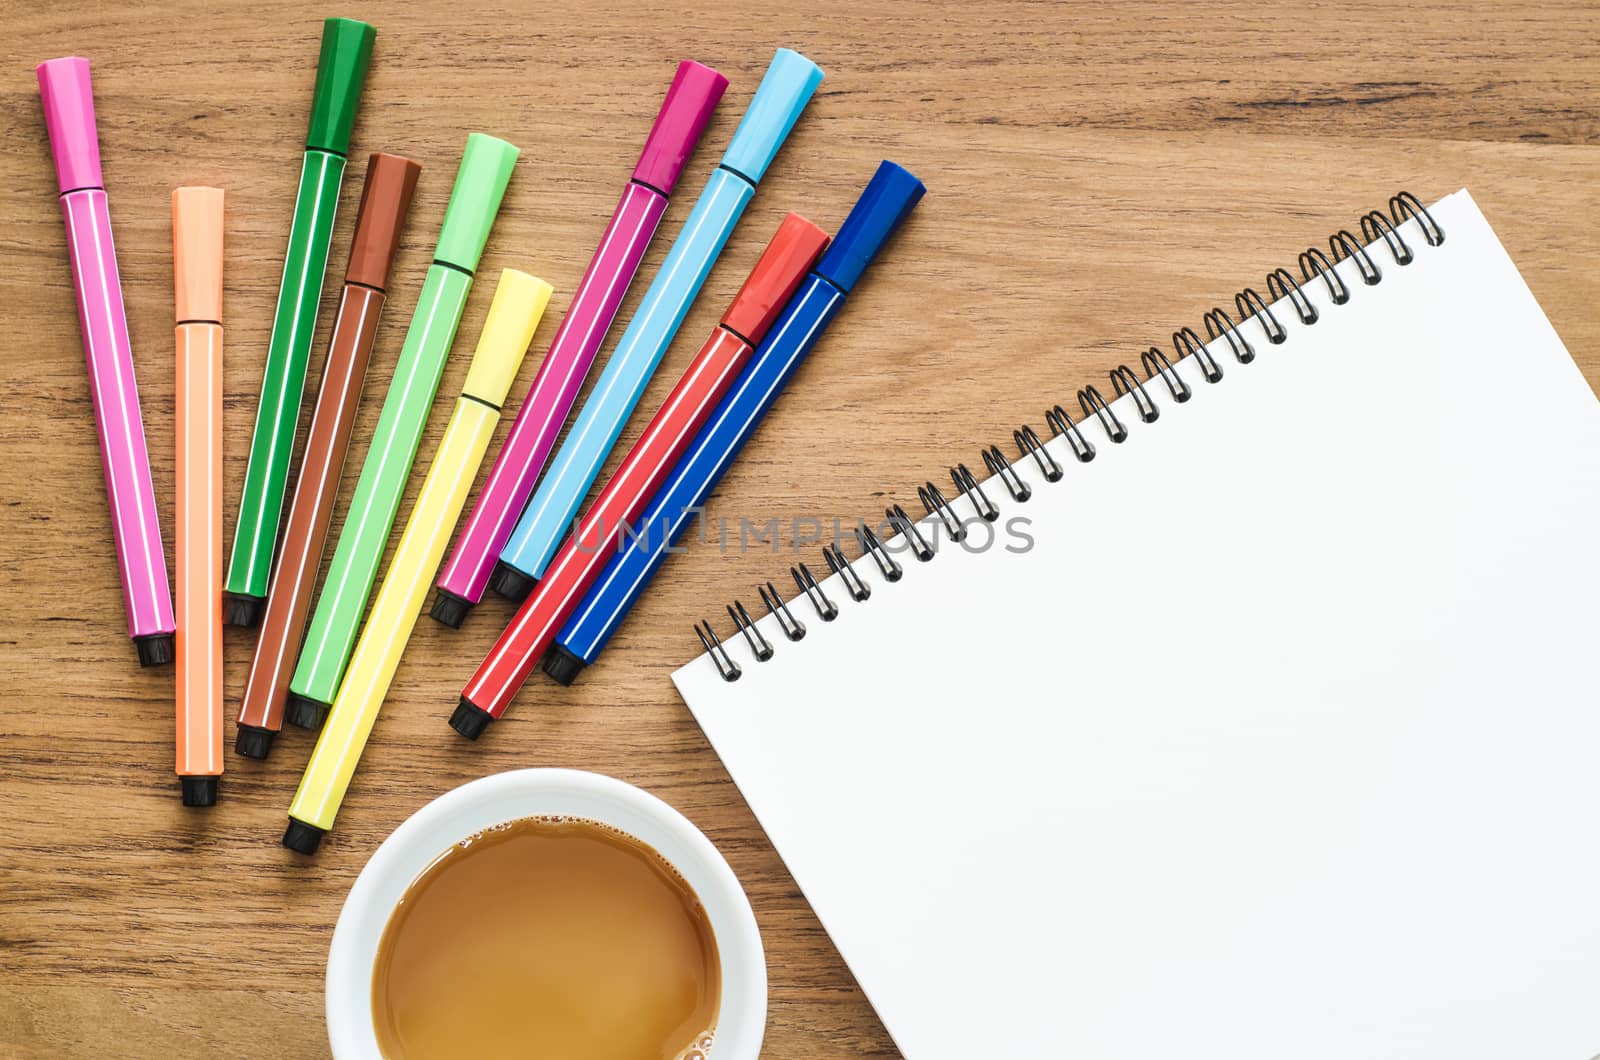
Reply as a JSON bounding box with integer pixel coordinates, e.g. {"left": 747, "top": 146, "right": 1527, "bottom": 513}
{"left": 816, "top": 160, "right": 926, "bottom": 294}
{"left": 435, "top": 133, "right": 521, "bottom": 273}
{"left": 720, "top": 49, "right": 824, "bottom": 184}
{"left": 36, "top": 57, "right": 102, "bottom": 194}
{"left": 632, "top": 60, "right": 728, "bottom": 195}
{"left": 172, "top": 186, "right": 225, "bottom": 323}
{"left": 345, "top": 152, "right": 421, "bottom": 290}
{"left": 723, "top": 213, "right": 831, "bottom": 344}
{"left": 462, "top": 269, "right": 554, "bottom": 407}
{"left": 305, "top": 17, "right": 376, "bottom": 155}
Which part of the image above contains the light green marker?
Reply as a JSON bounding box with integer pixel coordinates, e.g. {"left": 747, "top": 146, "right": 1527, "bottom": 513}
{"left": 281, "top": 133, "right": 519, "bottom": 732}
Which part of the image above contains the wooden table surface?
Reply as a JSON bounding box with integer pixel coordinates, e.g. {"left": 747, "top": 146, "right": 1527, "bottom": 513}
{"left": 2, "top": 1, "right": 1596, "bottom": 1055}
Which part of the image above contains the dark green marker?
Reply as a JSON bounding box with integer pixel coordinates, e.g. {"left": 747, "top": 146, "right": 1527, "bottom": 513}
{"left": 225, "top": 17, "right": 375, "bottom": 627}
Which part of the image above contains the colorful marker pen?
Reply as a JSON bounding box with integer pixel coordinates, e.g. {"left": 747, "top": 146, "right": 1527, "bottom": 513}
{"left": 451, "top": 215, "right": 829, "bottom": 738}
{"left": 173, "top": 187, "right": 224, "bottom": 805}
{"left": 285, "top": 271, "right": 551, "bottom": 854}
{"left": 36, "top": 57, "right": 176, "bottom": 666}
{"left": 431, "top": 60, "right": 727, "bottom": 622}
{"left": 285, "top": 134, "right": 519, "bottom": 732}
{"left": 436, "top": 49, "right": 823, "bottom": 622}
{"left": 225, "top": 17, "right": 375, "bottom": 627}
{"left": 233, "top": 154, "right": 420, "bottom": 759}
{"left": 544, "top": 162, "right": 926, "bottom": 687}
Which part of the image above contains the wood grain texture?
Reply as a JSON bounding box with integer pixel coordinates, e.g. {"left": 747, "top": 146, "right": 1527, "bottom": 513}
{"left": 1, "top": 0, "right": 1596, "bottom": 1055}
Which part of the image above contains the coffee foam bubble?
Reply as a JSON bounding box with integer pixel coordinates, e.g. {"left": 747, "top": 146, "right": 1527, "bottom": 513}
{"left": 674, "top": 1029, "right": 717, "bottom": 1059}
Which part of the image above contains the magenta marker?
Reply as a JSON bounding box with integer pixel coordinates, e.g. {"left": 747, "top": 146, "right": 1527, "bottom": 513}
{"left": 434, "top": 60, "right": 727, "bottom": 613}
{"left": 38, "top": 57, "right": 176, "bottom": 666}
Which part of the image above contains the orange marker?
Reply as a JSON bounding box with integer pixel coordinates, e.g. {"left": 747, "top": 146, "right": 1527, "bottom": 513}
{"left": 173, "top": 186, "right": 224, "bottom": 806}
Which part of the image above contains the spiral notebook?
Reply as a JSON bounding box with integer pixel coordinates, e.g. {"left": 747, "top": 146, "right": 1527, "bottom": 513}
{"left": 672, "top": 190, "right": 1600, "bottom": 1058}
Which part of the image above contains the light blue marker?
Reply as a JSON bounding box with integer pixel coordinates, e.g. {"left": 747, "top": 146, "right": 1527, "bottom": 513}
{"left": 439, "top": 49, "right": 823, "bottom": 620}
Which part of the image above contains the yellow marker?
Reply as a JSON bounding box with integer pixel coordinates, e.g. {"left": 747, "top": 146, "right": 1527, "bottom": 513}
{"left": 284, "top": 269, "right": 552, "bottom": 854}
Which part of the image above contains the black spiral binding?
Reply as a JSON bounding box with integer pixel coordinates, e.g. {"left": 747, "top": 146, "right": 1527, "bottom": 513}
{"left": 694, "top": 192, "right": 1445, "bottom": 681}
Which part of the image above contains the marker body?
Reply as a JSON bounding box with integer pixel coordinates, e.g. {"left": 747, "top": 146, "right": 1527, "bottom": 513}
{"left": 291, "top": 400, "right": 498, "bottom": 832}
{"left": 434, "top": 59, "right": 728, "bottom": 613}
{"left": 60, "top": 189, "right": 177, "bottom": 652}
{"left": 486, "top": 50, "right": 824, "bottom": 597}
{"left": 435, "top": 181, "right": 668, "bottom": 603}
{"left": 176, "top": 321, "right": 223, "bottom": 786}
{"left": 37, "top": 56, "right": 176, "bottom": 663}
{"left": 287, "top": 271, "right": 550, "bottom": 850}
{"left": 289, "top": 264, "right": 473, "bottom": 707}
{"left": 226, "top": 148, "right": 346, "bottom": 615}
{"left": 238, "top": 284, "right": 382, "bottom": 733}
{"left": 458, "top": 214, "right": 832, "bottom": 726}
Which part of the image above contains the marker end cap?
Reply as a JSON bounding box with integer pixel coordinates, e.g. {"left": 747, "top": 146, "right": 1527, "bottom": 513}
{"left": 283, "top": 818, "right": 325, "bottom": 856}
{"left": 723, "top": 212, "right": 831, "bottom": 343}
{"left": 462, "top": 270, "right": 553, "bottom": 404}
{"left": 234, "top": 724, "right": 274, "bottom": 760}
{"left": 434, "top": 133, "right": 521, "bottom": 272}
{"left": 488, "top": 561, "right": 536, "bottom": 604}
{"left": 173, "top": 187, "right": 225, "bottom": 322}
{"left": 180, "top": 776, "right": 218, "bottom": 807}
{"left": 36, "top": 57, "right": 102, "bottom": 193}
{"left": 224, "top": 592, "right": 264, "bottom": 628}
{"left": 720, "top": 49, "right": 824, "bottom": 184}
{"left": 283, "top": 694, "right": 329, "bottom": 732}
{"left": 542, "top": 645, "right": 587, "bottom": 687}
{"left": 135, "top": 633, "right": 174, "bottom": 668}
{"left": 816, "top": 160, "right": 926, "bottom": 294}
{"left": 346, "top": 153, "right": 422, "bottom": 289}
{"left": 449, "top": 698, "right": 493, "bottom": 741}
{"left": 632, "top": 60, "right": 728, "bottom": 194}
{"left": 305, "top": 17, "right": 376, "bottom": 154}
{"left": 429, "top": 589, "right": 472, "bottom": 629}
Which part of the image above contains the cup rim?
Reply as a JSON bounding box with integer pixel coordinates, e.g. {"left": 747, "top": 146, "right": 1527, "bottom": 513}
{"left": 326, "top": 768, "right": 766, "bottom": 1058}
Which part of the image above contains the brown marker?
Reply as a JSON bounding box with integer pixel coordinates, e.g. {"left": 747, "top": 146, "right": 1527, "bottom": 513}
{"left": 235, "top": 152, "right": 421, "bottom": 760}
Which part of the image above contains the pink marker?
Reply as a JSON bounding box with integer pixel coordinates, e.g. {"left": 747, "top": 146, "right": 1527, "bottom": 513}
{"left": 433, "top": 60, "right": 726, "bottom": 613}
{"left": 38, "top": 57, "right": 176, "bottom": 667}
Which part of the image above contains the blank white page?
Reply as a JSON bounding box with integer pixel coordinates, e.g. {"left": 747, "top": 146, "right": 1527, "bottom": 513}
{"left": 674, "top": 191, "right": 1600, "bottom": 1060}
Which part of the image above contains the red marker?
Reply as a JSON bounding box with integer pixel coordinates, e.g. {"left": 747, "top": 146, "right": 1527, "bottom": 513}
{"left": 448, "top": 213, "right": 829, "bottom": 738}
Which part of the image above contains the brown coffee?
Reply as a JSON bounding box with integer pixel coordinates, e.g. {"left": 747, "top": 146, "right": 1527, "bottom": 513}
{"left": 372, "top": 816, "right": 721, "bottom": 1060}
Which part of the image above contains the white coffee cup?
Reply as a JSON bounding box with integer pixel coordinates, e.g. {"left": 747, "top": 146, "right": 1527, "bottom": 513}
{"left": 325, "top": 768, "right": 766, "bottom": 1058}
